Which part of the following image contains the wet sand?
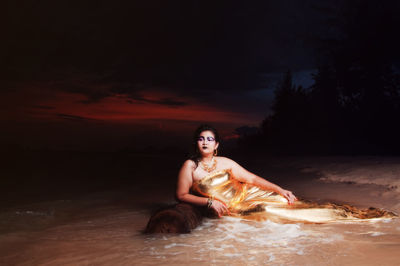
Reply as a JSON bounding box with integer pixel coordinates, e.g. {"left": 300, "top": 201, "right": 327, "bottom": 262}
{"left": 0, "top": 152, "right": 399, "bottom": 265}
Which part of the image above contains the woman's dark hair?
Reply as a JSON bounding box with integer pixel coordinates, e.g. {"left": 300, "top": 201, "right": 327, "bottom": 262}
{"left": 189, "top": 124, "right": 221, "bottom": 168}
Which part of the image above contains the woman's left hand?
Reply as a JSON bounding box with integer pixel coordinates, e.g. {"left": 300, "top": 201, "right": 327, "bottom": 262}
{"left": 279, "top": 189, "right": 297, "bottom": 205}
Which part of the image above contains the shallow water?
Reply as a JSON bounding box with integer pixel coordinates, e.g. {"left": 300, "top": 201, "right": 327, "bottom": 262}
{"left": 1, "top": 155, "right": 400, "bottom": 265}
{"left": 0, "top": 194, "right": 399, "bottom": 266}
{"left": 142, "top": 216, "right": 400, "bottom": 265}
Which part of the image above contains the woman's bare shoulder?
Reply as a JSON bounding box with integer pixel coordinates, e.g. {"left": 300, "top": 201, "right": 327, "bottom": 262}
{"left": 217, "top": 156, "right": 237, "bottom": 166}
{"left": 217, "top": 156, "right": 234, "bottom": 162}
{"left": 181, "top": 159, "right": 196, "bottom": 170}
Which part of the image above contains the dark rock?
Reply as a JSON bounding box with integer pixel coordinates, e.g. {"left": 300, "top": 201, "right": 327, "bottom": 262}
{"left": 144, "top": 203, "right": 207, "bottom": 234}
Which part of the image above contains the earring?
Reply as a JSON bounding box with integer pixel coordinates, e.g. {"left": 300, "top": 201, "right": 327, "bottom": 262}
{"left": 214, "top": 149, "right": 218, "bottom": 156}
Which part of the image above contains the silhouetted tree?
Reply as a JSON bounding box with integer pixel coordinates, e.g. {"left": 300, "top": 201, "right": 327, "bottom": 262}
{"left": 260, "top": 70, "right": 310, "bottom": 153}
{"left": 319, "top": 1, "right": 400, "bottom": 153}
{"left": 241, "top": 1, "right": 400, "bottom": 155}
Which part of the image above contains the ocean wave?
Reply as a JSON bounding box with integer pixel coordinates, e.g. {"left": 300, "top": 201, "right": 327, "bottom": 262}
{"left": 142, "top": 216, "right": 343, "bottom": 264}
{"left": 298, "top": 157, "right": 400, "bottom": 193}
{"left": 319, "top": 166, "right": 400, "bottom": 193}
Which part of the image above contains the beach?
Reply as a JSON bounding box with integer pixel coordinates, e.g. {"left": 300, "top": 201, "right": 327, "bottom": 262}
{"left": 0, "top": 151, "right": 399, "bottom": 265}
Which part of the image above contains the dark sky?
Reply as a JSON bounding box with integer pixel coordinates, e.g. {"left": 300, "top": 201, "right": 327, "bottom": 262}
{"left": 2, "top": 0, "right": 399, "bottom": 151}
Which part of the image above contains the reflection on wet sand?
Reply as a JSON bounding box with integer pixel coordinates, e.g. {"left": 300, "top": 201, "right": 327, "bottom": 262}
{"left": 1, "top": 154, "right": 400, "bottom": 265}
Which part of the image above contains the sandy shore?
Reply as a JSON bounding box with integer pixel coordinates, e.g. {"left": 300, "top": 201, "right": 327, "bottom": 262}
{"left": 0, "top": 153, "right": 399, "bottom": 265}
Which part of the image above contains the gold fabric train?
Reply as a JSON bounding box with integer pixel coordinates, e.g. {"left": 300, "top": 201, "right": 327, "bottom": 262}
{"left": 191, "top": 168, "right": 397, "bottom": 223}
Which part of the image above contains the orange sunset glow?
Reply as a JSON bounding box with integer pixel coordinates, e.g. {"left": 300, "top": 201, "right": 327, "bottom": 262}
{"left": 1, "top": 85, "right": 261, "bottom": 150}
{"left": 5, "top": 86, "right": 262, "bottom": 125}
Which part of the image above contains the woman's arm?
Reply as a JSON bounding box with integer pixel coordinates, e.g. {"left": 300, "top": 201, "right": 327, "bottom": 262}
{"left": 176, "top": 160, "right": 209, "bottom": 206}
{"left": 228, "top": 158, "right": 297, "bottom": 204}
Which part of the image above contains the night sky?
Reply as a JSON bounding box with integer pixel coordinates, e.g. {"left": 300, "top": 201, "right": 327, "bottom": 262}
{"left": 2, "top": 1, "right": 399, "bottom": 151}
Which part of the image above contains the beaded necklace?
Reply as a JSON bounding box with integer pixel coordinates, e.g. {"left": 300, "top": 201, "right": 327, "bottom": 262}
{"left": 200, "top": 156, "right": 217, "bottom": 173}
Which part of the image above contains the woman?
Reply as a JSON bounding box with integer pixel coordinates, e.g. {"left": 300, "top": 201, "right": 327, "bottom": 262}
{"left": 176, "top": 124, "right": 396, "bottom": 223}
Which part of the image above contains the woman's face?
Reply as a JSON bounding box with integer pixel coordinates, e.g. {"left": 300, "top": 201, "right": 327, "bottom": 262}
{"left": 197, "top": 130, "right": 219, "bottom": 157}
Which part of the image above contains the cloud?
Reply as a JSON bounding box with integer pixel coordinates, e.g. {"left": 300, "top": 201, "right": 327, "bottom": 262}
{"left": 126, "top": 96, "right": 187, "bottom": 107}
{"left": 56, "top": 113, "right": 98, "bottom": 122}
{"left": 31, "top": 105, "right": 55, "bottom": 110}
{"left": 39, "top": 78, "right": 189, "bottom": 107}
{"left": 2, "top": 1, "right": 326, "bottom": 90}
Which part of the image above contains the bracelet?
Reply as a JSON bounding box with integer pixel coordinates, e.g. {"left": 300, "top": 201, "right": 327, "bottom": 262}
{"left": 207, "top": 198, "right": 213, "bottom": 208}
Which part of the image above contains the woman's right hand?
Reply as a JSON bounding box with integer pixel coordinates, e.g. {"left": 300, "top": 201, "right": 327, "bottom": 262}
{"left": 278, "top": 188, "right": 297, "bottom": 205}
{"left": 210, "top": 199, "right": 230, "bottom": 217}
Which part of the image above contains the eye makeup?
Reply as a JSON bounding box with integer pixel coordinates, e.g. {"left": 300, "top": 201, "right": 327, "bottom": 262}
{"left": 197, "top": 136, "right": 215, "bottom": 142}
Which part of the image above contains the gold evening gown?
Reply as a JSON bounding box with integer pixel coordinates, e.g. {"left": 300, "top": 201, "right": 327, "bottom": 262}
{"left": 191, "top": 168, "right": 397, "bottom": 223}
